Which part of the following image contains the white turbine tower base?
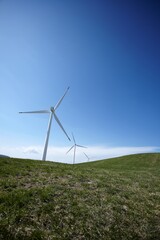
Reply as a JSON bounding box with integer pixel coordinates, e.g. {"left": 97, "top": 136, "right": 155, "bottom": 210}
{"left": 19, "top": 87, "right": 71, "bottom": 161}
{"left": 66, "top": 133, "right": 86, "bottom": 164}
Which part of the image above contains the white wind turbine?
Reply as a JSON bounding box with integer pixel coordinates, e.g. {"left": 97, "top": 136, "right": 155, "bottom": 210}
{"left": 19, "top": 87, "right": 71, "bottom": 161}
{"left": 66, "top": 133, "right": 86, "bottom": 164}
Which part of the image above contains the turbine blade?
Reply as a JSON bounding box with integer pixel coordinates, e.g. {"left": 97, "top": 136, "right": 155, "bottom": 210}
{"left": 72, "top": 133, "right": 76, "bottom": 144}
{"left": 19, "top": 110, "right": 50, "bottom": 114}
{"left": 54, "top": 87, "right": 70, "bottom": 111}
{"left": 84, "top": 152, "right": 89, "bottom": 159}
{"left": 53, "top": 113, "right": 71, "bottom": 141}
{"left": 66, "top": 145, "right": 74, "bottom": 154}
{"left": 76, "top": 144, "right": 87, "bottom": 148}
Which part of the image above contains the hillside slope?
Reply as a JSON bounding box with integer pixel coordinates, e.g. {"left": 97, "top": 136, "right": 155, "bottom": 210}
{"left": 0, "top": 154, "right": 160, "bottom": 239}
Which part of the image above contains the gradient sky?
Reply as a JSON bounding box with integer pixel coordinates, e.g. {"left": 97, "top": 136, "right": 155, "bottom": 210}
{"left": 0, "top": 0, "right": 160, "bottom": 163}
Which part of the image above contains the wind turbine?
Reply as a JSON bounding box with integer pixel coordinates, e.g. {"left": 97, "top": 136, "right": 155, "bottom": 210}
{"left": 66, "top": 133, "right": 86, "bottom": 164}
{"left": 19, "top": 87, "right": 71, "bottom": 161}
{"left": 83, "top": 152, "right": 90, "bottom": 162}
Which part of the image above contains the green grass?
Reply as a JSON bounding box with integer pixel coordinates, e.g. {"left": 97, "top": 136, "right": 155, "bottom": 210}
{"left": 0, "top": 153, "right": 160, "bottom": 239}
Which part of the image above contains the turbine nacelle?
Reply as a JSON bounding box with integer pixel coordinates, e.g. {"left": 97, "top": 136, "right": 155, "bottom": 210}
{"left": 50, "top": 107, "right": 55, "bottom": 113}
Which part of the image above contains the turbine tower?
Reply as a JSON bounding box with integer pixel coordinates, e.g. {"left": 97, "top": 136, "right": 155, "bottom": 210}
{"left": 19, "top": 87, "right": 71, "bottom": 161}
{"left": 66, "top": 133, "right": 86, "bottom": 164}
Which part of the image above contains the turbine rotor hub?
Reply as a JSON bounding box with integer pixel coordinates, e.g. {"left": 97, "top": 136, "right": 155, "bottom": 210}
{"left": 50, "top": 107, "right": 55, "bottom": 113}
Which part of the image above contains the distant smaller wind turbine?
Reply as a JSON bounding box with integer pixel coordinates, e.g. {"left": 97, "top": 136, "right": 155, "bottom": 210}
{"left": 83, "top": 152, "right": 90, "bottom": 162}
{"left": 66, "top": 133, "right": 86, "bottom": 164}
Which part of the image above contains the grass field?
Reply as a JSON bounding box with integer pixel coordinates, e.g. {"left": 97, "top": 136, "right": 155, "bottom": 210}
{"left": 0, "top": 153, "right": 160, "bottom": 239}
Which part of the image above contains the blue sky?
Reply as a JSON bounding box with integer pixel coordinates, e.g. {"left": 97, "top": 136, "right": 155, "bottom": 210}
{"left": 0, "top": 0, "right": 160, "bottom": 163}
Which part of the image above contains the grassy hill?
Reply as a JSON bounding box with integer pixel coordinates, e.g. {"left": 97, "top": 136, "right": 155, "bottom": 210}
{"left": 0, "top": 154, "right": 160, "bottom": 239}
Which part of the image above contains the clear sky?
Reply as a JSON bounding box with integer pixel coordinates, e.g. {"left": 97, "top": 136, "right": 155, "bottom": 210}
{"left": 0, "top": 0, "right": 160, "bottom": 163}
